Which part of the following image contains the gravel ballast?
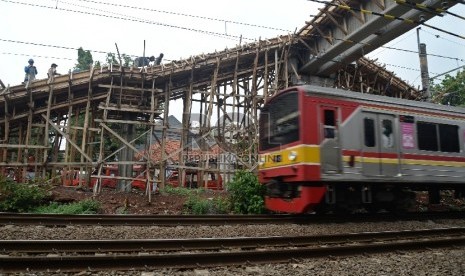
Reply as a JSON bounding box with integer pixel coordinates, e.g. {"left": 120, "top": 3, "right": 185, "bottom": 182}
{"left": 2, "top": 219, "right": 465, "bottom": 275}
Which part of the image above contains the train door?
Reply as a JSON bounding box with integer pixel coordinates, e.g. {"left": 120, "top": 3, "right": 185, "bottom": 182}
{"left": 319, "top": 106, "right": 342, "bottom": 173}
{"left": 361, "top": 112, "right": 399, "bottom": 176}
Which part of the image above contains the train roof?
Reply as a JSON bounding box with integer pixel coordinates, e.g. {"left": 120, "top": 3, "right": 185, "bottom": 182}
{"left": 296, "top": 85, "right": 465, "bottom": 116}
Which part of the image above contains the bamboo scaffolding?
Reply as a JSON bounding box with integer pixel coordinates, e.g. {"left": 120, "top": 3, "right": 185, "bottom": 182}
{"left": 0, "top": 36, "right": 417, "bottom": 201}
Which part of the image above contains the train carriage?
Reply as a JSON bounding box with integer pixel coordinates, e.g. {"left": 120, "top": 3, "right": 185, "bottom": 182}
{"left": 258, "top": 85, "right": 465, "bottom": 213}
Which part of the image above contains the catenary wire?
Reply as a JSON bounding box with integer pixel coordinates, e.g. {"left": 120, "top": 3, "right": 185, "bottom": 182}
{"left": 4, "top": 0, "right": 461, "bottom": 63}
{"left": 0, "top": 0, "right": 252, "bottom": 42}
{"left": 393, "top": 0, "right": 465, "bottom": 20}
{"left": 70, "top": 0, "right": 292, "bottom": 33}
{"left": 0, "top": 0, "right": 459, "bottom": 84}
{"left": 53, "top": 0, "right": 238, "bottom": 42}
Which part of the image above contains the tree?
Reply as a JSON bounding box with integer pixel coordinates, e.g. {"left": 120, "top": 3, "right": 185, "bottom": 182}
{"left": 74, "top": 47, "right": 94, "bottom": 71}
{"left": 432, "top": 70, "right": 465, "bottom": 106}
{"left": 105, "top": 53, "right": 133, "bottom": 67}
{"left": 105, "top": 53, "right": 118, "bottom": 65}
{"left": 121, "top": 54, "right": 133, "bottom": 67}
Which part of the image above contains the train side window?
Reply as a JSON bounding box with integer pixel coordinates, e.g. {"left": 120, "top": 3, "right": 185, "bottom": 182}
{"left": 381, "top": 119, "right": 394, "bottom": 148}
{"left": 323, "top": 110, "right": 335, "bottom": 138}
{"left": 439, "top": 124, "right": 459, "bottom": 152}
{"left": 417, "top": 122, "right": 438, "bottom": 151}
{"left": 364, "top": 118, "right": 375, "bottom": 147}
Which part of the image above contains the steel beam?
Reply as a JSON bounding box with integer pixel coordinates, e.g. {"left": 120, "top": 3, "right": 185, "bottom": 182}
{"left": 299, "top": 0, "right": 457, "bottom": 76}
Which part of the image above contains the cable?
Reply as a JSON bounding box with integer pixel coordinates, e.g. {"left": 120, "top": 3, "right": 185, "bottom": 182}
{"left": 421, "top": 28, "right": 465, "bottom": 48}
{"left": 0, "top": 38, "right": 109, "bottom": 55}
{"left": 0, "top": 0, "right": 252, "bottom": 42}
{"left": 53, "top": 0, "right": 238, "bottom": 42}
{"left": 394, "top": 0, "right": 443, "bottom": 17}
{"left": 0, "top": 45, "right": 423, "bottom": 84}
{"left": 0, "top": 39, "right": 185, "bottom": 63}
{"left": 0, "top": 52, "right": 73, "bottom": 60}
{"left": 71, "top": 0, "right": 292, "bottom": 33}
{"left": 307, "top": 0, "right": 465, "bottom": 40}
{"left": 1, "top": 1, "right": 458, "bottom": 84}
{"left": 295, "top": 30, "right": 464, "bottom": 62}
{"left": 14, "top": 0, "right": 460, "bottom": 63}
{"left": 54, "top": 0, "right": 239, "bottom": 42}
{"left": 430, "top": 65, "right": 465, "bottom": 80}
{"left": 394, "top": 0, "right": 465, "bottom": 20}
{"left": 380, "top": 45, "right": 464, "bottom": 62}
{"left": 2, "top": 34, "right": 463, "bottom": 67}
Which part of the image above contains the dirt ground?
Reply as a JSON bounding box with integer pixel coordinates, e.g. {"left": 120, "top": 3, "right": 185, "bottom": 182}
{"left": 48, "top": 185, "right": 465, "bottom": 215}
{"left": 49, "top": 185, "right": 191, "bottom": 215}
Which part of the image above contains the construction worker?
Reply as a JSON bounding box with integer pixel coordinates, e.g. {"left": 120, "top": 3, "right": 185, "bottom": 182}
{"left": 155, "top": 53, "right": 164, "bottom": 65}
{"left": 24, "top": 58, "right": 38, "bottom": 84}
{"left": 47, "top": 63, "right": 61, "bottom": 83}
{"left": 134, "top": 56, "right": 155, "bottom": 67}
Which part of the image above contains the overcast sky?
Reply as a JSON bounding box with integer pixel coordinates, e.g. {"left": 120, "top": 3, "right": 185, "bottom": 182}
{"left": 1, "top": 0, "right": 464, "bottom": 119}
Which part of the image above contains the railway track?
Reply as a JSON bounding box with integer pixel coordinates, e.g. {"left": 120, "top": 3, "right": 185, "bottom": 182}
{"left": 1, "top": 211, "right": 465, "bottom": 226}
{"left": 1, "top": 227, "right": 465, "bottom": 272}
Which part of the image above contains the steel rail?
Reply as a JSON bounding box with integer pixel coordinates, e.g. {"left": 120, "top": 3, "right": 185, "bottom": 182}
{"left": 1, "top": 232, "right": 465, "bottom": 272}
{"left": 2, "top": 227, "right": 465, "bottom": 253}
{"left": 1, "top": 211, "right": 465, "bottom": 226}
{"left": 0, "top": 213, "right": 311, "bottom": 225}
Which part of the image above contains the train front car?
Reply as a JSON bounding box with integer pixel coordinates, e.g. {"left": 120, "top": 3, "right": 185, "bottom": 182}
{"left": 258, "top": 87, "right": 326, "bottom": 213}
{"left": 260, "top": 85, "right": 465, "bottom": 214}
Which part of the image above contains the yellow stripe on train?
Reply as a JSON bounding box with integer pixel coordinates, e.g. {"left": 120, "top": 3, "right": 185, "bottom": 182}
{"left": 259, "top": 145, "right": 320, "bottom": 169}
{"left": 342, "top": 156, "right": 465, "bottom": 168}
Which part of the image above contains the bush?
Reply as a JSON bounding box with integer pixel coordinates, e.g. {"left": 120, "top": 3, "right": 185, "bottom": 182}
{"left": 34, "top": 199, "right": 100, "bottom": 214}
{"left": 227, "top": 170, "right": 266, "bottom": 214}
{"left": 161, "top": 185, "right": 203, "bottom": 196}
{"left": 183, "top": 195, "right": 231, "bottom": 215}
{"left": 0, "top": 178, "right": 48, "bottom": 212}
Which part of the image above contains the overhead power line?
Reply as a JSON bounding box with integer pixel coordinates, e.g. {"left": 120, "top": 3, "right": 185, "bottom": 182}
{"left": 0, "top": 0, "right": 252, "bottom": 42}
{"left": 421, "top": 28, "right": 465, "bottom": 48}
{"left": 394, "top": 0, "right": 465, "bottom": 20}
{"left": 55, "top": 0, "right": 242, "bottom": 42}
{"left": 1, "top": 0, "right": 460, "bottom": 83}
{"left": 430, "top": 65, "right": 465, "bottom": 80}
{"left": 1, "top": 35, "right": 462, "bottom": 66}
{"left": 73, "top": 0, "right": 292, "bottom": 33}
{"left": 307, "top": 0, "right": 465, "bottom": 40}
{"left": 295, "top": 30, "right": 464, "bottom": 63}
{"left": 0, "top": 38, "right": 109, "bottom": 55}
{"left": 0, "top": 52, "right": 73, "bottom": 60}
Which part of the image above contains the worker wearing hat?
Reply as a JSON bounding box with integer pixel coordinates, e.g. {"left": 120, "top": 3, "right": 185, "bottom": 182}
{"left": 47, "top": 63, "right": 61, "bottom": 83}
{"left": 24, "top": 58, "right": 38, "bottom": 84}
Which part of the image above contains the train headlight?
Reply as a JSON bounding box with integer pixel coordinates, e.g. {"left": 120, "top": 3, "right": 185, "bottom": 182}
{"left": 288, "top": 151, "right": 298, "bottom": 161}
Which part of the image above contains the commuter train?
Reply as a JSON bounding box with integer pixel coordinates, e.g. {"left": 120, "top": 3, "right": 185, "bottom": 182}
{"left": 258, "top": 85, "right": 465, "bottom": 213}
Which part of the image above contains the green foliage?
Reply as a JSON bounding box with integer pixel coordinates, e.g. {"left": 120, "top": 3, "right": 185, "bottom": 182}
{"left": 160, "top": 186, "right": 230, "bottom": 214}
{"left": 183, "top": 195, "right": 211, "bottom": 214}
{"left": 74, "top": 47, "right": 94, "bottom": 71}
{"left": 104, "top": 53, "right": 133, "bottom": 67}
{"left": 106, "top": 53, "right": 118, "bottom": 65}
{"left": 211, "top": 197, "right": 231, "bottom": 214}
{"left": 227, "top": 170, "right": 266, "bottom": 214}
{"left": 34, "top": 199, "right": 100, "bottom": 214}
{"left": 432, "top": 70, "right": 465, "bottom": 106}
{"left": 0, "top": 178, "right": 48, "bottom": 212}
{"left": 161, "top": 185, "right": 204, "bottom": 196}
{"left": 122, "top": 54, "right": 133, "bottom": 67}
{"left": 183, "top": 195, "right": 231, "bottom": 215}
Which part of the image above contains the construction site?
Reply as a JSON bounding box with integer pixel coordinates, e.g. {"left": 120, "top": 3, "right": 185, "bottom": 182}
{"left": 0, "top": 0, "right": 457, "bottom": 199}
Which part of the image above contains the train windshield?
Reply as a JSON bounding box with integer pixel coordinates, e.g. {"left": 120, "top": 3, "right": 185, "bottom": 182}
{"left": 259, "top": 91, "right": 300, "bottom": 151}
